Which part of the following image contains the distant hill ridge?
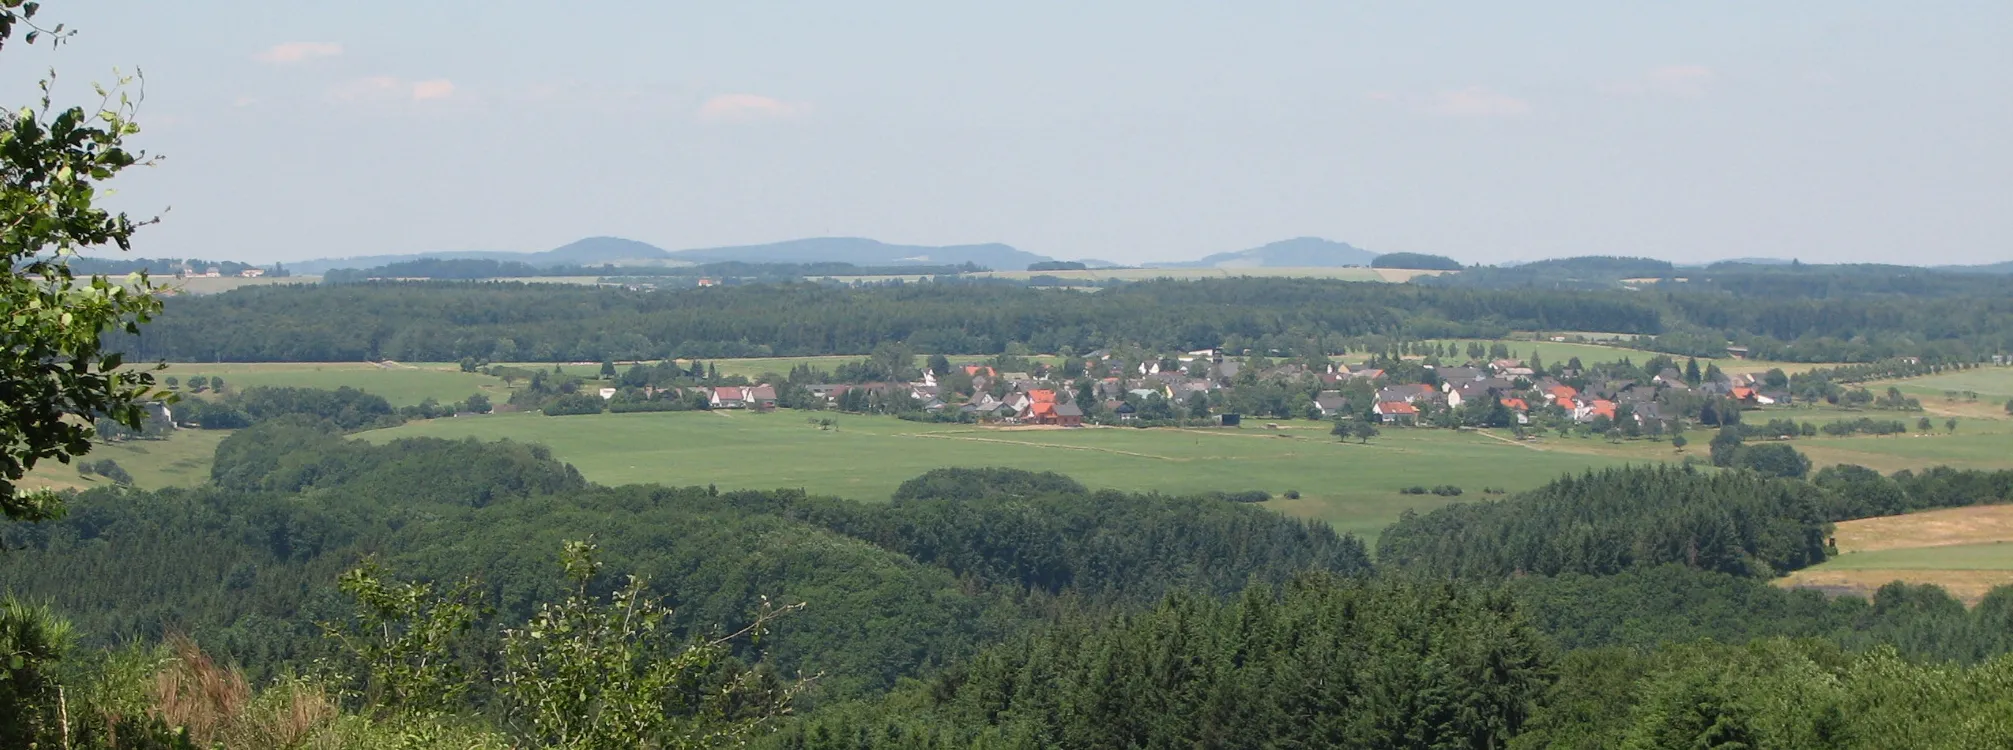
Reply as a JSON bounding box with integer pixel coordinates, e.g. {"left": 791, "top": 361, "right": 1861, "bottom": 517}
{"left": 278, "top": 236, "right": 2013, "bottom": 276}
{"left": 292, "top": 236, "right": 1053, "bottom": 275}
{"left": 1149, "top": 237, "right": 1381, "bottom": 269}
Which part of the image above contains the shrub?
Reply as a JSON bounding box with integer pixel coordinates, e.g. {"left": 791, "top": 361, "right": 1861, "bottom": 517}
{"left": 1201, "top": 490, "right": 1273, "bottom": 504}
{"left": 1431, "top": 485, "right": 1464, "bottom": 497}
{"left": 1284, "top": 490, "right": 1301, "bottom": 500}
{"left": 541, "top": 393, "right": 607, "bottom": 416}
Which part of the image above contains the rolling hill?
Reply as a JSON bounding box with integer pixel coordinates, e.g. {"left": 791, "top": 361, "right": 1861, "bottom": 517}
{"left": 1150, "top": 237, "right": 1381, "bottom": 268}
{"left": 292, "top": 236, "right": 1051, "bottom": 274}
{"left": 668, "top": 237, "right": 1051, "bottom": 269}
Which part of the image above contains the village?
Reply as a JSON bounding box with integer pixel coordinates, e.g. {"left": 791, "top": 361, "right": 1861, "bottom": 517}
{"left": 651, "top": 347, "right": 1796, "bottom": 437}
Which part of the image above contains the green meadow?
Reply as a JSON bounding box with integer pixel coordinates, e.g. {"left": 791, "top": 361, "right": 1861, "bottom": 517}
{"left": 157, "top": 362, "right": 505, "bottom": 407}
{"left": 1812, "top": 542, "right": 2013, "bottom": 571}
{"left": 1416, "top": 338, "right": 1827, "bottom": 375}
{"left": 19, "top": 428, "right": 234, "bottom": 493}
{"left": 358, "top": 411, "right": 1651, "bottom": 542}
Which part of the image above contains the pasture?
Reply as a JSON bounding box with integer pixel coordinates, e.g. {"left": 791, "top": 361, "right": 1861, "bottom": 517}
{"left": 1780, "top": 505, "right": 2013, "bottom": 605}
{"left": 1864, "top": 367, "right": 2013, "bottom": 419}
{"left": 18, "top": 429, "right": 234, "bottom": 493}
{"left": 160, "top": 276, "right": 320, "bottom": 295}
{"left": 156, "top": 362, "right": 505, "bottom": 407}
{"left": 1416, "top": 338, "right": 1835, "bottom": 376}
{"left": 359, "top": 411, "right": 1647, "bottom": 543}
{"left": 492, "top": 354, "right": 1064, "bottom": 381}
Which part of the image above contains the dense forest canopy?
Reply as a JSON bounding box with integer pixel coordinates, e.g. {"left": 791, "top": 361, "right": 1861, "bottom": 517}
{"left": 116, "top": 274, "right": 2013, "bottom": 363}
{"left": 5, "top": 398, "right": 2013, "bottom": 745}
{"left": 1369, "top": 251, "right": 1463, "bottom": 270}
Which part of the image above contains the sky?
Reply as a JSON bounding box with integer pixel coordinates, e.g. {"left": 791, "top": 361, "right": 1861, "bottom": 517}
{"left": 7, "top": 2, "right": 2011, "bottom": 266}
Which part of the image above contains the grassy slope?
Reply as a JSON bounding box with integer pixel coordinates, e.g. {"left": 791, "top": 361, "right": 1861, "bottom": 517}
{"left": 1416, "top": 338, "right": 1831, "bottom": 376}
{"left": 358, "top": 411, "right": 1652, "bottom": 543}
{"left": 1816, "top": 543, "right": 2013, "bottom": 571}
{"left": 18, "top": 429, "right": 234, "bottom": 492}
{"left": 157, "top": 362, "right": 506, "bottom": 407}
{"left": 1779, "top": 497, "right": 2013, "bottom": 605}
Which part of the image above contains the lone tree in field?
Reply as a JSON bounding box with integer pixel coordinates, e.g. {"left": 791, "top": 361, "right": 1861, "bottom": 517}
{"left": 1, "top": 5, "right": 165, "bottom": 522}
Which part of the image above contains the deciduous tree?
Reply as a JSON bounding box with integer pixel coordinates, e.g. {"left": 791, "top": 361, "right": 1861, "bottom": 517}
{"left": 1, "top": 3, "right": 165, "bottom": 521}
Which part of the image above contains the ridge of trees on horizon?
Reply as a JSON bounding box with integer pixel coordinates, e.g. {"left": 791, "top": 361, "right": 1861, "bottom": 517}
{"left": 111, "top": 275, "right": 2013, "bottom": 364}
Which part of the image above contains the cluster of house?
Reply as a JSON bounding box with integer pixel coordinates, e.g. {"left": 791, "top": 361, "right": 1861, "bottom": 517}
{"left": 174, "top": 265, "right": 263, "bottom": 278}
{"left": 617, "top": 348, "right": 1793, "bottom": 431}
{"left": 1328, "top": 360, "right": 1787, "bottom": 427}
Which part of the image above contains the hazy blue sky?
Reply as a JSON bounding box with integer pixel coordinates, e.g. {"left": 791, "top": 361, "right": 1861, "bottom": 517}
{"left": 9, "top": 2, "right": 2010, "bottom": 265}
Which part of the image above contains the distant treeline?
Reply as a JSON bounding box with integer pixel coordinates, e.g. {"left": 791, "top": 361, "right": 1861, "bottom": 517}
{"left": 321, "top": 257, "right": 984, "bottom": 282}
{"left": 58, "top": 256, "right": 286, "bottom": 277}
{"left": 1370, "top": 251, "right": 1463, "bottom": 270}
{"left": 115, "top": 275, "right": 2013, "bottom": 363}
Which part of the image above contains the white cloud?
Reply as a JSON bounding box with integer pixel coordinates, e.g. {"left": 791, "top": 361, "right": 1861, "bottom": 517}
{"left": 1600, "top": 64, "right": 1716, "bottom": 97}
{"left": 256, "top": 42, "right": 344, "bottom": 64}
{"left": 1426, "top": 87, "right": 1533, "bottom": 118}
{"left": 328, "top": 76, "right": 457, "bottom": 104}
{"left": 410, "top": 79, "right": 456, "bottom": 101}
{"left": 697, "top": 93, "right": 808, "bottom": 121}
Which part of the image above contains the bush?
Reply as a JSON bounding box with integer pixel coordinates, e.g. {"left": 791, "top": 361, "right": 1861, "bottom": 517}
{"left": 1431, "top": 485, "right": 1464, "bottom": 497}
{"left": 541, "top": 393, "right": 607, "bottom": 416}
{"left": 1284, "top": 490, "right": 1301, "bottom": 500}
{"left": 1214, "top": 490, "right": 1272, "bottom": 504}
{"left": 1400, "top": 486, "right": 1429, "bottom": 495}
{"left": 90, "top": 459, "right": 134, "bottom": 485}
{"left": 1735, "top": 442, "right": 1813, "bottom": 479}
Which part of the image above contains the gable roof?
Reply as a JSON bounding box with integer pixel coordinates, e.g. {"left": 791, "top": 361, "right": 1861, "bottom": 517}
{"left": 1375, "top": 401, "right": 1419, "bottom": 415}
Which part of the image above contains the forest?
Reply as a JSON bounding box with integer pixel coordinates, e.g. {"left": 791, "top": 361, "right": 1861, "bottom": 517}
{"left": 115, "top": 275, "right": 2013, "bottom": 363}
{"left": 6, "top": 410, "right": 2013, "bottom": 746}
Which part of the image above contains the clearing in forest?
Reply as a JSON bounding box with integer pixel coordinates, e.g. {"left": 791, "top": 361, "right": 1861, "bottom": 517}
{"left": 358, "top": 410, "right": 1646, "bottom": 543}
{"left": 1779, "top": 505, "right": 2013, "bottom": 605}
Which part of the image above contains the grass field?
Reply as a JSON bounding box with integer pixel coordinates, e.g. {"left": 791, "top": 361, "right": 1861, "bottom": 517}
{"left": 816, "top": 267, "right": 1449, "bottom": 284}
{"left": 357, "top": 411, "right": 1646, "bottom": 543}
{"left": 1780, "top": 505, "right": 2013, "bottom": 605}
{"left": 491, "top": 355, "right": 1065, "bottom": 381}
{"left": 1863, "top": 367, "right": 2013, "bottom": 419}
{"left": 18, "top": 429, "right": 234, "bottom": 493}
{"left": 1813, "top": 543, "right": 2013, "bottom": 571}
{"left": 1798, "top": 429, "right": 2013, "bottom": 473}
{"left": 1416, "top": 338, "right": 1837, "bottom": 376}
{"left": 160, "top": 277, "right": 320, "bottom": 295}
{"left": 156, "top": 362, "right": 506, "bottom": 407}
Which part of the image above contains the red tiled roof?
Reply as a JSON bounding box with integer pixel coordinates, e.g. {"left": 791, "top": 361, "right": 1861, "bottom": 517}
{"left": 1500, "top": 398, "right": 1529, "bottom": 411}
{"left": 1377, "top": 401, "right": 1418, "bottom": 415}
{"left": 1548, "top": 385, "right": 1578, "bottom": 400}
{"left": 1730, "top": 387, "right": 1756, "bottom": 400}
{"left": 1028, "top": 389, "right": 1057, "bottom": 404}
{"left": 1591, "top": 400, "right": 1616, "bottom": 419}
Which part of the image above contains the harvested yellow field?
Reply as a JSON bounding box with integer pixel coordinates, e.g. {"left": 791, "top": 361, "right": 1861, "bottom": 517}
{"left": 1779, "top": 505, "right": 2013, "bottom": 605}
{"left": 1831, "top": 505, "right": 2013, "bottom": 553}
